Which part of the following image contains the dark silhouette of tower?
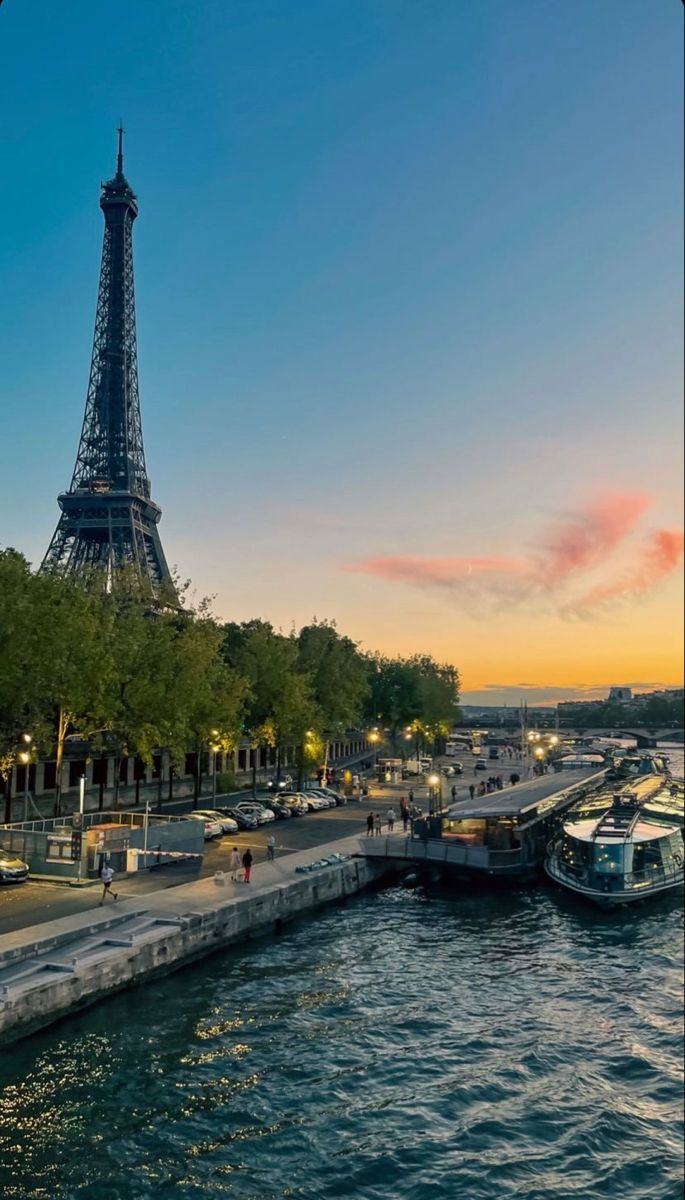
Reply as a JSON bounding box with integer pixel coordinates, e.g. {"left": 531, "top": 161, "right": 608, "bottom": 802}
{"left": 43, "top": 130, "right": 173, "bottom": 594}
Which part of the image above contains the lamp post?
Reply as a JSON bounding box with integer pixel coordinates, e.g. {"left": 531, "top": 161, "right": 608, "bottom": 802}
{"left": 19, "top": 734, "right": 33, "bottom": 823}
{"left": 428, "top": 772, "right": 441, "bottom": 816}
{"left": 74, "top": 773, "right": 86, "bottom": 885}
{"left": 368, "top": 730, "right": 380, "bottom": 774}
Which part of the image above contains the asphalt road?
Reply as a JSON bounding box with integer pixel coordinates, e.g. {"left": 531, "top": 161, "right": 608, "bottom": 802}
{"left": 0, "top": 783, "right": 436, "bottom": 938}
{"left": 0, "top": 756, "right": 518, "bottom": 939}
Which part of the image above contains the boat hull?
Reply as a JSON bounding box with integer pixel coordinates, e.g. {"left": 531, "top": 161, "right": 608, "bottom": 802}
{"left": 545, "top": 855, "right": 684, "bottom": 908}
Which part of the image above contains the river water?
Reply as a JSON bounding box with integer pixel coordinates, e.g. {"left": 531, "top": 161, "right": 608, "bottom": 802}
{"left": 1, "top": 750, "right": 683, "bottom": 1200}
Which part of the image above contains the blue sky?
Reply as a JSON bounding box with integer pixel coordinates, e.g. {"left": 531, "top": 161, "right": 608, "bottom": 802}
{"left": 0, "top": 0, "right": 682, "bottom": 702}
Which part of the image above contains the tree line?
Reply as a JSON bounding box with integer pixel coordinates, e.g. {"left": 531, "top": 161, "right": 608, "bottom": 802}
{"left": 0, "top": 549, "right": 461, "bottom": 811}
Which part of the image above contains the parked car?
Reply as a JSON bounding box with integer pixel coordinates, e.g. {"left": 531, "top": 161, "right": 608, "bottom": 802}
{"left": 234, "top": 802, "right": 275, "bottom": 824}
{"left": 187, "top": 813, "right": 223, "bottom": 840}
{"left": 278, "top": 793, "right": 309, "bottom": 815}
{"left": 310, "top": 788, "right": 347, "bottom": 807}
{"left": 0, "top": 848, "right": 29, "bottom": 883}
{"left": 268, "top": 801, "right": 292, "bottom": 820}
{"left": 453, "top": 761, "right": 464, "bottom": 775}
{"left": 218, "top": 806, "right": 258, "bottom": 830}
{"left": 302, "top": 791, "right": 334, "bottom": 808}
{"left": 474, "top": 759, "right": 487, "bottom": 771}
{"left": 194, "top": 809, "right": 239, "bottom": 834}
{"left": 299, "top": 793, "right": 328, "bottom": 811}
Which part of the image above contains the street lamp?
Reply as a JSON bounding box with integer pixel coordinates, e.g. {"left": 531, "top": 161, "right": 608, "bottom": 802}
{"left": 209, "top": 730, "right": 220, "bottom": 805}
{"left": 428, "top": 772, "right": 441, "bottom": 815}
{"left": 18, "top": 734, "right": 34, "bottom": 823}
{"left": 368, "top": 730, "right": 380, "bottom": 773}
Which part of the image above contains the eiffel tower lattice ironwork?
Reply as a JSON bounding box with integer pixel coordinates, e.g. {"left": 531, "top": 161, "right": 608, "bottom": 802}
{"left": 43, "top": 129, "right": 173, "bottom": 594}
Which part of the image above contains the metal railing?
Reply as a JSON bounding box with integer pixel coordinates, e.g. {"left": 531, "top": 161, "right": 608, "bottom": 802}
{"left": 546, "top": 845, "right": 684, "bottom": 895}
{"left": 361, "top": 834, "right": 525, "bottom": 874}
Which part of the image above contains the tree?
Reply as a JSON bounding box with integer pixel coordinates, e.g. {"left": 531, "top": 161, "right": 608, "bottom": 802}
{"left": 364, "top": 652, "right": 460, "bottom": 755}
{"left": 297, "top": 620, "right": 370, "bottom": 772}
{"left": 222, "top": 620, "right": 318, "bottom": 794}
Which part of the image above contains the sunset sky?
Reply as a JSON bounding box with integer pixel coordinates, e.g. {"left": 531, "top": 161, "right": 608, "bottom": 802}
{"left": 0, "top": 1, "right": 682, "bottom": 705}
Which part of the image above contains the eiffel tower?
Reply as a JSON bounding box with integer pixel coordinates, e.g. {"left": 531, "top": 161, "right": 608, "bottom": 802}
{"left": 43, "top": 129, "right": 173, "bottom": 595}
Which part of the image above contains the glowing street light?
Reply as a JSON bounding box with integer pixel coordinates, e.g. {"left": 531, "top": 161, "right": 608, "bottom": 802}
{"left": 18, "top": 734, "right": 34, "bottom": 822}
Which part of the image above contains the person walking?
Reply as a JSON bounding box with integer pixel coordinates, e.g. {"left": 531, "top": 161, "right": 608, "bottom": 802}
{"left": 451, "top": 785, "right": 457, "bottom": 801}
{"left": 402, "top": 807, "right": 410, "bottom": 834}
{"left": 242, "top": 847, "right": 253, "bottom": 883}
{"left": 229, "top": 846, "right": 241, "bottom": 881}
{"left": 408, "top": 789, "right": 414, "bottom": 805}
{"left": 366, "top": 811, "right": 374, "bottom": 837}
{"left": 99, "top": 862, "right": 118, "bottom": 905}
{"left": 386, "top": 808, "right": 395, "bottom": 832}
{"left": 266, "top": 833, "right": 276, "bottom": 861}
{"left": 469, "top": 783, "right": 475, "bottom": 801}
{"left": 374, "top": 812, "right": 382, "bottom": 836}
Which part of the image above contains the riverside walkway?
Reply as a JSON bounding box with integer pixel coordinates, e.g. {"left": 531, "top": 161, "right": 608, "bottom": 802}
{"left": 0, "top": 828, "right": 392, "bottom": 1046}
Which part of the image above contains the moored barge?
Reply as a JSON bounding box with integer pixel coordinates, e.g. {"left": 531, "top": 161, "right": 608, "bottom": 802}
{"left": 545, "top": 772, "right": 684, "bottom": 907}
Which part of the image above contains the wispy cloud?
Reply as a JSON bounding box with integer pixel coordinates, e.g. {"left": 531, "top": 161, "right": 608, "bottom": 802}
{"left": 535, "top": 492, "right": 649, "bottom": 585}
{"left": 342, "top": 491, "right": 683, "bottom": 619}
{"left": 570, "top": 529, "right": 685, "bottom": 615}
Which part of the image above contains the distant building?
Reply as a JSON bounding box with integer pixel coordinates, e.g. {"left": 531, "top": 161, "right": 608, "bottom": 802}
{"left": 608, "top": 687, "right": 633, "bottom": 703}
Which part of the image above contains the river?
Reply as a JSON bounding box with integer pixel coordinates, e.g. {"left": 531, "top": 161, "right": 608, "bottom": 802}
{"left": 0, "top": 747, "right": 682, "bottom": 1200}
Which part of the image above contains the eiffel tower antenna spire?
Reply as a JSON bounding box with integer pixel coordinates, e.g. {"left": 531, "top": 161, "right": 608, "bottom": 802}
{"left": 116, "top": 121, "right": 125, "bottom": 176}
{"left": 42, "top": 133, "right": 174, "bottom": 597}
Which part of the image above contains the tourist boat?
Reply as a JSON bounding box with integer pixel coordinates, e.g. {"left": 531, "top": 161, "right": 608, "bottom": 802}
{"left": 545, "top": 774, "right": 684, "bottom": 907}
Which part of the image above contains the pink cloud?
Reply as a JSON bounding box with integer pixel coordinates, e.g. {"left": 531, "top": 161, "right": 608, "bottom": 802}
{"left": 571, "top": 528, "right": 684, "bottom": 613}
{"left": 341, "top": 491, "right": 680, "bottom": 618}
{"left": 535, "top": 491, "right": 650, "bottom": 585}
{"left": 343, "top": 554, "right": 526, "bottom": 588}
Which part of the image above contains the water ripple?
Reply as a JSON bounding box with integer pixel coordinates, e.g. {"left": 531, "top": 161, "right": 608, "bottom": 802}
{"left": 0, "top": 885, "right": 682, "bottom": 1200}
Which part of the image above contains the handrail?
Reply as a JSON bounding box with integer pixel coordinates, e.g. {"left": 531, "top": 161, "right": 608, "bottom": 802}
{"left": 546, "top": 851, "right": 684, "bottom": 892}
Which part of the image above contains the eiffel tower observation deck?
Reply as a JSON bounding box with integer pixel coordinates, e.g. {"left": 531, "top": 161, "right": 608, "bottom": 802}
{"left": 43, "top": 130, "right": 173, "bottom": 596}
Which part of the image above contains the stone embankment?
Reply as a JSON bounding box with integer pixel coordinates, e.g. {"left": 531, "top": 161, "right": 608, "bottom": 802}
{"left": 0, "top": 834, "right": 390, "bottom": 1046}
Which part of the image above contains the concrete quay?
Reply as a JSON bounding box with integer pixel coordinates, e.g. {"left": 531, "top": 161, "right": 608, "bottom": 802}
{"left": 0, "top": 831, "right": 392, "bottom": 1047}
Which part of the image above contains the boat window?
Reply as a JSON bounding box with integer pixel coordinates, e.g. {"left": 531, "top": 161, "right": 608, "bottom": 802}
{"left": 561, "top": 834, "right": 592, "bottom": 868}
{"left": 633, "top": 841, "right": 665, "bottom": 874}
{"left": 594, "top": 844, "right": 625, "bottom": 873}
{"left": 486, "top": 818, "right": 517, "bottom": 850}
{"left": 443, "top": 818, "right": 486, "bottom": 845}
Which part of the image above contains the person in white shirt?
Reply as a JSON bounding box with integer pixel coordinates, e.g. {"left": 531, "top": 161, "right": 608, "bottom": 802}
{"left": 99, "top": 863, "right": 118, "bottom": 905}
{"left": 229, "top": 847, "right": 241, "bottom": 881}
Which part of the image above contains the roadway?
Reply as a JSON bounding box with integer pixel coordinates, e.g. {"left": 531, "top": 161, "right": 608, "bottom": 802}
{"left": 0, "top": 760, "right": 519, "bottom": 938}
{"left": 0, "top": 785, "right": 421, "bottom": 938}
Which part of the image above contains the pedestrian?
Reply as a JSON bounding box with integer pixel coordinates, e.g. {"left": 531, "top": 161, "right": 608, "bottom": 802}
{"left": 387, "top": 808, "right": 395, "bottom": 832}
{"left": 366, "top": 811, "right": 374, "bottom": 836}
{"left": 267, "top": 833, "right": 276, "bottom": 862}
{"left": 469, "top": 784, "right": 475, "bottom": 801}
{"left": 402, "top": 808, "right": 410, "bottom": 833}
{"left": 242, "top": 847, "right": 253, "bottom": 883}
{"left": 408, "top": 789, "right": 414, "bottom": 804}
{"left": 229, "top": 846, "right": 241, "bottom": 881}
{"left": 451, "top": 785, "right": 457, "bottom": 801}
{"left": 99, "top": 862, "right": 118, "bottom": 905}
{"left": 374, "top": 812, "right": 382, "bottom": 836}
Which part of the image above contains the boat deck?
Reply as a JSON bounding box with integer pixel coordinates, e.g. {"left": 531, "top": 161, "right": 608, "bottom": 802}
{"left": 448, "top": 768, "right": 604, "bottom": 821}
